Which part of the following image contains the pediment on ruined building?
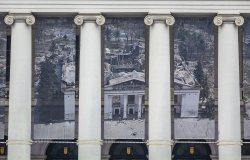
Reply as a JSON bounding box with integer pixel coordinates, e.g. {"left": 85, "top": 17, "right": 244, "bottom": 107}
{"left": 104, "top": 79, "right": 145, "bottom": 91}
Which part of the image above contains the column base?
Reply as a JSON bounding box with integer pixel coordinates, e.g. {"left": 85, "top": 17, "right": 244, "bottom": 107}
{"left": 77, "top": 140, "right": 102, "bottom": 160}
{"left": 148, "top": 145, "right": 172, "bottom": 160}
{"left": 8, "top": 143, "right": 31, "bottom": 160}
{"left": 219, "top": 145, "right": 241, "bottom": 160}
{"left": 147, "top": 140, "right": 173, "bottom": 160}
{"left": 218, "top": 140, "right": 242, "bottom": 160}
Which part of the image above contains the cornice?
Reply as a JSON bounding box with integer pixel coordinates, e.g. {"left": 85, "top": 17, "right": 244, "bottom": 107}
{"left": 0, "top": 1, "right": 250, "bottom": 15}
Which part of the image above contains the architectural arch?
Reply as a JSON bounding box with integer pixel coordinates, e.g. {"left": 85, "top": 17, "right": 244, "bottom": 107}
{"left": 172, "top": 140, "right": 212, "bottom": 160}
{"left": 46, "top": 142, "right": 77, "bottom": 160}
{"left": 109, "top": 139, "right": 148, "bottom": 160}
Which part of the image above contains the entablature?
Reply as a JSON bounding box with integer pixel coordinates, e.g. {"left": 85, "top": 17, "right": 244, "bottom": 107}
{"left": 0, "top": 0, "right": 250, "bottom": 16}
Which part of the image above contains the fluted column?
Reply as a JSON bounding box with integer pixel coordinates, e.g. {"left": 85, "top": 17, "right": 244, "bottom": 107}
{"left": 74, "top": 14, "right": 105, "bottom": 160}
{"left": 4, "top": 13, "right": 35, "bottom": 160}
{"left": 144, "top": 13, "right": 175, "bottom": 160}
{"left": 214, "top": 15, "right": 244, "bottom": 160}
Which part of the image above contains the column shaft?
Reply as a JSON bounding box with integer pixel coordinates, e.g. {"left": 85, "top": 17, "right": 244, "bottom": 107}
{"left": 216, "top": 15, "right": 243, "bottom": 160}
{"left": 7, "top": 16, "right": 33, "bottom": 160}
{"left": 145, "top": 14, "right": 175, "bottom": 160}
{"left": 78, "top": 21, "right": 102, "bottom": 160}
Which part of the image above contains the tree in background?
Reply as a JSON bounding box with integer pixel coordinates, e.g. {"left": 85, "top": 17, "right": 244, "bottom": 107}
{"left": 36, "top": 57, "right": 64, "bottom": 123}
{"left": 37, "top": 58, "right": 60, "bottom": 104}
{"left": 194, "top": 61, "right": 209, "bottom": 102}
{"left": 105, "top": 26, "right": 112, "bottom": 42}
{"left": 177, "top": 28, "right": 188, "bottom": 61}
{"left": 179, "top": 44, "right": 188, "bottom": 61}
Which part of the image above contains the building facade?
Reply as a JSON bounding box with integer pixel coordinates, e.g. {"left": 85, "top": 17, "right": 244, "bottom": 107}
{"left": 0, "top": 0, "right": 250, "bottom": 160}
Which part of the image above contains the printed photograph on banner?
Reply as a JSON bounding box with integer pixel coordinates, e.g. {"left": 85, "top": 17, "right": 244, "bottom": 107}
{"left": 103, "top": 18, "right": 146, "bottom": 139}
{"left": 243, "top": 18, "right": 250, "bottom": 140}
{"left": 173, "top": 17, "right": 216, "bottom": 140}
{"left": 33, "top": 17, "right": 76, "bottom": 139}
{"left": 0, "top": 20, "right": 7, "bottom": 139}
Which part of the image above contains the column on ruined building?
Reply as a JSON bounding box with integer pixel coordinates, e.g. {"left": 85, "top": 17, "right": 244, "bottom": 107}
{"left": 123, "top": 95, "right": 128, "bottom": 119}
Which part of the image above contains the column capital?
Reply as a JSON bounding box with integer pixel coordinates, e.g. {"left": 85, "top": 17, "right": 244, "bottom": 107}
{"left": 144, "top": 14, "right": 175, "bottom": 26}
{"left": 74, "top": 14, "right": 105, "bottom": 26}
{"left": 213, "top": 15, "right": 244, "bottom": 26}
{"left": 4, "top": 13, "right": 35, "bottom": 26}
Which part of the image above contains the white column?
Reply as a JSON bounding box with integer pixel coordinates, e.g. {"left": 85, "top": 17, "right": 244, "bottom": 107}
{"left": 123, "top": 95, "right": 128, "bottom": 119}
{"left": 138, "top": 95, "right": 142, "bottom": 118}
{"left": 74, "top": 14, "right": 105, "bottom": 160}
{"left": 4, "top": 13, "right": 35, "bottom": 160}
{"left": 144, "top": 13, "right": 175, "bottom": 160}
{"left": 108, "top": 95, "right": 113, "bottom": 119}
{"left": 64, "top": 90, "right": 75, "bottom": 120}
{"left": 104, "top": 94, "right": 113, "bottom": 119}
{"left": 214, "top": 15, "right": 244, "bottom": 160}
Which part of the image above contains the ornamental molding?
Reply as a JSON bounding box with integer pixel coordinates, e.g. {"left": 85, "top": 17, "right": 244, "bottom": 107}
{"left": 216, "top": 140, "right": 243, "bottom": 146}
{"left": 77, "top": 139, "right": 103, "bottom": 145}
{"left": 213, "top": 15, "right": 244, "bottom": 26}
{"left": 6, "top": 139, "right": 33, "bottom": 145}
{"left": 74, "top": 14, "right": 105, "bottom": 26}
{"left": 1, "top": 1, "right": 250, "bottom": 14}
{"left": 4, "top": 14, "right": 35, "bottom": 25}
{"left": 144, "top": 14, "right": 175, "bottom": 26}
{"left": 147, "top": 139, "right": 174, "bottom": 146}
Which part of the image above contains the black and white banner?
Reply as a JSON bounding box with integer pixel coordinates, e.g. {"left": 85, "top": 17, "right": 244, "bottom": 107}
{"left": 103, "top": 18, "right": 146, "bottom": 139}
{"left": 243, "top": 18, "right": 250, "bottom": 139}
{"left": 33, "top": 17, "right": 76, "bottom": 139}
{"left": 0, "top": 19, "right": 7, "bottom": 139}
{"left": 173, "top": 17, "right": 216, "bottom": 139}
